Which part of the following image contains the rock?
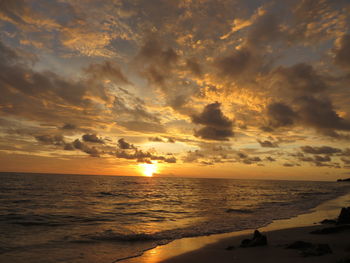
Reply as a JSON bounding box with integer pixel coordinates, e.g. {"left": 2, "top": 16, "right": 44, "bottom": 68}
{"left": 320, "top": 219, "right": 337, "bottom": 225}
{"left": 225, "top": 245, "right": 235, "bottom": 250}
{"left": 240, "top": 230, "right": 267, "bottom": 248}
{"left": 301, "top": 243, "right": 332, "bottom": 257}
{"left": 286, "top": 241, "right": 313, "bottom": 250}
{"left": 338, "top": 207, "right": 350, "bottom": 224}
{"left": 337, "top": 178, "right": 350, "bottom": 182}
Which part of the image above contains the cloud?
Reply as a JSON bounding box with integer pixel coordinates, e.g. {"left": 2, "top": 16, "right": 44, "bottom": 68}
{"left": 192, "top": 102, "right": 234, "bottom": 141}
{"left": 34, "top": 134, "right": 101, "bottom": 157}
{"left": 72, "top": 139, "right": 100, "bottom": 157}
{"left": 115, "top": 138, "right": 176, "bottom": 163}
{"left": 301, "top": 146, "right": 342, "bottom": 155}
{"left": 117, "top": 138, "right": 136, "bottom": 149}
{"left": 149, "top": 137, "right": 165, "bottom": 142}
{"left": 0, "top": 40, "right": 121, "bottom": 132}
{"left": 295, "top": 96, "right": 350, "bottom": 132}
{"left": 266, "top": 156, "right": 276, "bottom": 162}
{"left": 35, "top": 134, "right": 65, "bottom": 146}
{"left": 112, "top": 92, "right": 166, "bottom": 133}
{"left": 274, "top": 63, "right": 327, "bottom": 95}
{"left": 265, "top": 95, "right": 350, "bottom": 135}
{"left": 61, "top": 123, "right": 76, "bottom": 130}
{"left": 186, "top": 58, "right": 203, "bottom": 76}
{"left": 84, "top": 61, "right": 131, "bottom": 85}
{"left": 136, "top": 37, "right": 178, "bottom": 87}
{"left": 283, "top": 163, "right": 296, "bottom": 167}
{"left": 82, "top": 134, "right": 104, "bottom": 144}
{"left": 214, "top": 48, "right": 256, "bottom": 78}
{"left": 335, "top": 34, "right": 350, "bottom": 70}
{"left": 267, "top": 102, "right": 297, "bottom": 128}
{"left": 258, "top": 140, "right": 278, "bottom": 148}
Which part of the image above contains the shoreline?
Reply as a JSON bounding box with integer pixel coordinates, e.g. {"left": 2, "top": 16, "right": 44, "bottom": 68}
{"left": 123, "top": 191, "right": 350, "bottom": 263}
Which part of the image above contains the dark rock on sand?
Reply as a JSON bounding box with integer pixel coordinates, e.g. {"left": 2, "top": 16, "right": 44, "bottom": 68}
{"left": 286, "top": 241, "right": 313, "bottom": 249}
{"left": 320, "top": 219, "right": 337, "bottom": 225}
{"left": 338, "top": 207, "right": 350, "bottom": 224}
{"left": 301, "top": 243, "right": 332, "bottom": 257}
{"left": 337, "top": 178, "right": 350, "bottom": 182}
{"left": 240, "top": 230, "right": 267, "bottom": 248}
{"left": 312, "top": 207, "right": 350, "bottom": 234}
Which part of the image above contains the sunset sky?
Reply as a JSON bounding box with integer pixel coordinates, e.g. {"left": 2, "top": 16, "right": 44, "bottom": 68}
{"left": 1, "top": 0, "right": 350, "bottom": 180}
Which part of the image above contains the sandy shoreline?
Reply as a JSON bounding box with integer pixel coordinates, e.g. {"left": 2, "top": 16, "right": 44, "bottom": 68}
{"left": 123, "top": 192, "right": 350, "bottom": 263}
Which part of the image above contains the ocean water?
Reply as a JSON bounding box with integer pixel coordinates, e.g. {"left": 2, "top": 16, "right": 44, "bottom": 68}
{"left": 0, "top": 172, "right": 349, "bottom": 263}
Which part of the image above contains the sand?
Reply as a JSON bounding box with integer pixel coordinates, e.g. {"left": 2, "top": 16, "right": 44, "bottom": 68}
{"left": 123, "top": 193, "right": 350, "bottom": 263}
{"left": 160, "top": 225, "right": 350, "bottom": 263}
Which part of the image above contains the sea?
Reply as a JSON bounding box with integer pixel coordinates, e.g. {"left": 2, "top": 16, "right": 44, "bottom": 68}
{"left": 0, "top": 172, "right": 349, "bottom": 263}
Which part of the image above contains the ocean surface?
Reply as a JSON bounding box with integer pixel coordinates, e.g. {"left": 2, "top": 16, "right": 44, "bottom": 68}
{"left": 0, "top": 172, "right": 349, "bottom": 263}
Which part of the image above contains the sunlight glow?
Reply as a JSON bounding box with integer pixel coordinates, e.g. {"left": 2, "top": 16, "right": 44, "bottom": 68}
{"left": 138, "top": 162, "right": 157, "bottom": 177}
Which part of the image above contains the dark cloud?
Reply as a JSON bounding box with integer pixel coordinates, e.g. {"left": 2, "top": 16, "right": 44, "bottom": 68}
{"left": 334, "top": 34, "right": 350, "bottom": 70}
{"left": 113, "top": 94, "right": 165, "bottom": 133}
{"left": 192, "top": 102, "right": 234, "bottom": 141}
{"left": 0, "top": 40, "right": 119, "bottom": 131}
{"left": 267, "top": 102, "right": 297, "bottom": 128}
{"left": 115, "top": 138, "right": 176, "bottom": 163}
{"left": 148, "top": 136, "right": 176, "bottom": 143}
{"left": 237, "top": 152, "right": 248, "bottom": 159}
{"left": 301, "top": 146, "right": 342, "bottom": 155}
{"left": 274, "top": 63, "right": 327, "bottom": 95}
{"left": 167, "top": 137, "right": 176, "bottom": 143}
{"left": 61, "top": 123, "right": 76, "bottom": 130}
{"left": 117, "top": 138, "right": 135, "bottom": 149}
{"left": 73, "top": 139, "right": 100, "bottom": 157}
{"left": 266, "top": 156, "right": 276, "bottom": 162}
{"left": 258, "top": 140, "right": 278, "bottom": 148}
{"left": 341, "top": 158, "right": 350, "bottom": 165}
{"left": 149, "top": 137, "right": 165, "bottom": 142}
{"left": 136, "top": 37, "right": 178, "bottom": 87}
{"left": 82, "top": 134, "right": 104, "bottom": 144}
{"left": 186, "top": 59, "right": 202, "bottom": 76}
{"left": 246, "top": 13, "right": 283, "bottom": 48}
{"left": 115, "top": 148, "right": 176, "bottom": 163}
{"left": 0, "top": 0, "right": 28, "bottom": 26}
{"left": 35, "top": 134, "right": 101, "bottom": 157}
{"left": 35, "top": 135, "right": 65, "bottom": 146}
{"left": 295, "top": 96, "right": 350, "bottom": 131}
{"left": 283, "top": 163, "right": 296, "bottom": 167}
{"left": 266, "top": 95, "right": 350, "bottom": 135}
{"left": 242, "top": 156, "right": 261, "bottom": 165}
{"left": 314, "top": 155, "right": 331, "bottom": 162}
{"left": 215, "top": 48, "right": 255, "bottom": 78}
{"left": 85, "top": 61, "right": 130, "bottom": 85}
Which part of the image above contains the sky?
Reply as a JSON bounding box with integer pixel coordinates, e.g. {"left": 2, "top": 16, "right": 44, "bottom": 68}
{"left": 1, "top": 0, "right": 350, "bottom": 180}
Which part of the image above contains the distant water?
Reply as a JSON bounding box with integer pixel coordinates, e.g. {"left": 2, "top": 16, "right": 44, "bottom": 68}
{"left": 0, "top": 172, "right": 349, "bottom": 263}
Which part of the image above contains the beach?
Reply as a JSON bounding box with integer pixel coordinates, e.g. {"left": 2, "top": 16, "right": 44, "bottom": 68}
{"left": 124, "top": 191, "right": 350, "bottom": 263}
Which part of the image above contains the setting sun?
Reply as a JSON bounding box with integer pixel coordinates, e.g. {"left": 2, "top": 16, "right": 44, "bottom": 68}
{"left": 138, "top": 162, "right": 157, "bottom": 177}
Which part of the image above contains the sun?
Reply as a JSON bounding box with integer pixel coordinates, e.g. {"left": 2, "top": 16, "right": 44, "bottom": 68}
{"left": 138, "top": 162, "right": 157, "bottom": 177}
